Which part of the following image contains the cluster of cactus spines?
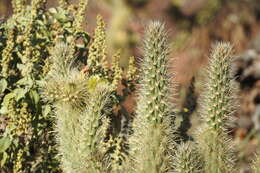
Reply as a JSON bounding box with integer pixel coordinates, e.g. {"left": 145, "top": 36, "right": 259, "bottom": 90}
{"left": 202, "top": 42, "right": 236, "bottom": 130}
{"left": 128, "top": 21, "right": 175, "bottom": 173}
{"left": 87, "top": 15, "right": 108, "bottom": 77}
{"left": 252, "top": 152, "right": 260, "bottom": 173}
{"left": 137, "top": 21, "right": 175, "bottom": 124}
{"left": 173, "top": 141, "right": 203, "bottom": 173}
{"left": 196, "top": 42, "right": 237, "bottom": 173}
{"left": 41, "top": 42, "right": 112, "bottom": 172}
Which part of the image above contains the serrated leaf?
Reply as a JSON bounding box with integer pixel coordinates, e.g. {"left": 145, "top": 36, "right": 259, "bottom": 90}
{"left": 0, "top": 137, "right": 11, "bottom": 153}
{"left": 0, "top": 79, "right": 7, "bottom": 93}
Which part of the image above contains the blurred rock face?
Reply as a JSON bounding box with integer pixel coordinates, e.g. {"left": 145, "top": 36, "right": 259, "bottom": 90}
{"left": 234, "top": 36, "right": 260, "bottom": 131}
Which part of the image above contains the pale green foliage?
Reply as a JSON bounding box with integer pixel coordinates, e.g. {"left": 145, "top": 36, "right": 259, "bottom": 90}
{"left": 173, "top": 141, "right": 203, "bottom": 173}
{"left": 252, "top": 152, "right": 260, "bottom": 173}
{"left": 196, "top": 42, "right": 237, "bottom": 173}
{"left": 128, "top": 21, "right": 175, "bottom": 173}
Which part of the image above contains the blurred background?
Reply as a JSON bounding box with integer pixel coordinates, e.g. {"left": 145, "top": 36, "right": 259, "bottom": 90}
{"left": 1, "top": 0, "right": 260, "bottom": 171}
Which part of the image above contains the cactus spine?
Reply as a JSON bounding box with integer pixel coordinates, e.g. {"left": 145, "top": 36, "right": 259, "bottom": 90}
{"left": 128, "top": 21, "right": 175, "bottom": 173}
{"left": 196, "top": 42, "right": 237, "bottom": 173}
{"left": 173, "top": 141, "right": 203, "bottom": 173}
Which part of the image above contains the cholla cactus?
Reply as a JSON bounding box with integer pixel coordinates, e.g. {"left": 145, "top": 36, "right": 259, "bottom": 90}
{"left": 173, "top": 141, "right": 203, "bottom": 173}
{"left": 252, "top": 152, "right": 260, "bottom": 173}
{"left": 41, "top": 42, "right": 112, "bottom": 173}
{"left": 196, "top": 42, "right": 237, "bottom": 173}
{"left": 128, "top": 21, "right": 175, "bottom": 173}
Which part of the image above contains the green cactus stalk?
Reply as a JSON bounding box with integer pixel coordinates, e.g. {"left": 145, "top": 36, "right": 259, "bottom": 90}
{"left": 127, "top": 21, "right": 176, "bottom": 173}
{"left": 252, "top": 152, "right": 260, "bottom": 173}
{"left": 195, "top": 42, "right": 237, "bottom": 173}
{"left": 173, "top": 141, "right": 203, "bottom": 173}
{"left": 41, "top": 42, "right": 112, "bottom": 173}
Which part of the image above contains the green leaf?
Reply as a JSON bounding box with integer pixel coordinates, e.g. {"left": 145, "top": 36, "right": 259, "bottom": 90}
{"left": 0, "top": 137, "right": 11, "bottom": 153}
{"left": 0, "top": 152, "right": 8, "bottom": 167}
{"left": 0, "top": 79, "right": 7, "bottom": 93}
{"left": 14, "top": 88, "right": 27, "bottom": 101}
{"left": 30, "top": 90, "right": 40, "bottom": 105}
{"left": 49, "top": 8, "right": 57, "bottom": 14}
{"left": 42, "top": 104, "right": 51, "bottom": 117}
{"left": 16, "top": 76, "right": 34, "bottom": 88}
{"left": 0, "top": 93, "right": 14, "bottom": 114}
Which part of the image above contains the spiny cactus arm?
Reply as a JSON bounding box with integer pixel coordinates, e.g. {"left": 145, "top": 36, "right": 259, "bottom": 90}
{"left": 77, "top": 84, "right": 112, "bottom": 172}
{"left": 196, "top": 42, "right": 237, "bottom": 173}
{"left": 47, "top": 83, "right": 112, "bottom": 173}
{"left": 128, "top": 21, "right": 176, "bottom": 173}
{"left": 41, "top": 42, "right": 113, "bottom": 172}
{"left": 173, "top": 141, "right": 203, "bottom": 173}
{"left": 129, "top": 115, "right": 174, "bottom": 173}
{"left": 138, "top": 21, "right": 174, "bottom": 123}
{"left": 201, "top": 42, "right": 236, "bottom": 131}
{"left": 54, "top": 103, "right": 83, "bottom": 173}
{"left": 196, "top": 127, "right": 236, "bottom": 173}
